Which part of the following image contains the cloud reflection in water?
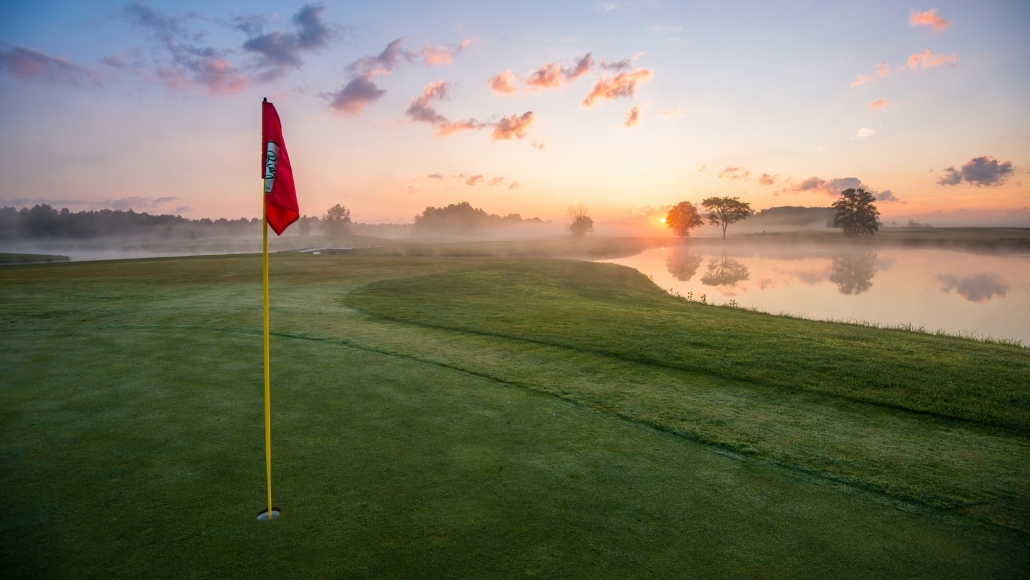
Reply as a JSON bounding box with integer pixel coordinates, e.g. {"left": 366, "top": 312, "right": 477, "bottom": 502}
{"left": 936, "top": 273, "right": 1008, "bottom": 302}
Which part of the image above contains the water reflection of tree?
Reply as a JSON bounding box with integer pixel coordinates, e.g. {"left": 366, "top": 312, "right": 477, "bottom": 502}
{"left": 829, "top": 251, "right": 877, "bottom": 295}
{"left": 700, "top": 255, "right": 750, "bottom": 287}
{"left": 666, "top": 249, "right": 704, "bottom": 282}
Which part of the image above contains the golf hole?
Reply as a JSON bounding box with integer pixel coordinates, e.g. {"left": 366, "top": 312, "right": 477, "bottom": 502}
{"left": 256, "top": 508, "right": 281, "bottom": 521}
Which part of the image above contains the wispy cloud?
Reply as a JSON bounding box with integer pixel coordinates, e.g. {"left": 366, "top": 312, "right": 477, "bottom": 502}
{"left": 564, "top": 53, "right": 593, "bottom": 80}
{"left": 759, "top": 173, "right": 778, "bottom": 186}
{"left": 905, "top": 49, "right": 957, "bottom": 70}
{"left": 509, "top": 180, "right": 521, "bottom": 189}
{"left": 867, "top": 99, "right": 896, "bottom": 109}
{"left": 909, "top": 9, "right": 950, "bottom": 31}
{"left": 937, "top": 156, "right": 1015, "bottom": 187}
{"left": 582, "top": 68, "right": 653, "bottom": 107}
{"left": 600, "top": 53, "right": 643, "bottom": 71}
{"left": 328, "top": 37, "right": 466, "bottom": 115}
{"left": 876, "top": 61, "right": 890, "bottom": 77}
{"left": 488, "top": 177, "right": 504, "bottom": 186}
{"left": 850, "top": 74, "right": 872, "bottom": 87}
{"left": 853, "top": 127, "right": 875, "bottom": 139}
{"left": 121, "top": 3, "right": 249, "bottom": 94}
{"left": 782, "top": 176, "right": 868, "bottom": 197}
{"left": 405, "top": 80, "right": 534, "bottom": 140}
{"left": 649, "top": 25, "right": 684, "bottom": 43}
{"left": 420, "top": 39, "right": 470, "bottom": 65}
{"left": 623, "top": 106, "right": 641, "bottom": 127}
{"left": 466, "top": 174, "right": 484, "bottom": 186}
{"left": 0, "top": 43, "right": 101, "bottom": 86}
{"left": 240, "top": 4, "right": 334, "bottom": 81}
{"left": 719, "top": 166, "right": 749, "bottom": 180}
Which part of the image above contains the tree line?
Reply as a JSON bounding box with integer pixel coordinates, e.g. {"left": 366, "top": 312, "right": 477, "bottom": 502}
{"left": 0, "top": 204, "right": 262, "bottom": 240}
{"left": 663, "top": 189, "right": 880, "bottom": 238}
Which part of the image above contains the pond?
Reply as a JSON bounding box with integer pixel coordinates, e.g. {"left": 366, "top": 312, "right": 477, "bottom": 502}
{"left": 600, "top": 243, "right": 1030, "bottom": 345}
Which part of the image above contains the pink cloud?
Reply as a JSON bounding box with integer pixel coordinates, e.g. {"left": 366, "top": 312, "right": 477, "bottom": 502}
{"left": 623, "top": 106, "right": 641, "bottom": 127}
{"left": 582, "top": 68, "right": 653, "bottom": 107}
{"left": 759, "top": 173, "right": 778, "bottom": 186}
{"left": 867, "top": 99, "right": 896, "bottom": 109}
{"left": 509, "top": 181, "right": 521, "bottom": 189}
{"left": 421, "top": 46, "right": 454, "bottom": 65}
{"left": 434, "top": 120, "right": 484, "bottom": 136}
{"left": 466, "top": 175, "right": 484, "bottom": 185}
{"left": 194, "top": 58, "right": 247, "bottom": 95}
{"left": 906, "top": 49, "right": 957, "bottom": 70}
{"left": 876, "top": 62, "right": 890, "bottom": 77}
{"left": 489, "top": 69, "right": 518, "bottom": 94}
{"left": 492, "top": 112, "right": 535, "bottom": 140}
{"left": 850, "top": 74, "right": 872, "bottom": 87}
{"left": 0, "top": 45, "right": 101, "bottom": 86}
{"left": 525, "top": 63, "right": 564, "bottom": 90}
{"left": 488, "top": 177, "right": 504, "bottom": 186}
{"left": 909, "top": 9, "right": 950, "bottom": 31}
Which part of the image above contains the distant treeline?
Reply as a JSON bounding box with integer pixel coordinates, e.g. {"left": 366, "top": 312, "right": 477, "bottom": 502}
{"left": 750, "top": 206, "right": 834, "bottom": 227}
{"left": 0, "top": 204, "right": 260, "bottom": 240}
{"left": 412, "top": 202, "right": 546, "bottom": 237}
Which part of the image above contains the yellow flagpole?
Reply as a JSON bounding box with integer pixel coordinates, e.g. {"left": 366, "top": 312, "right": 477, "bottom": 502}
{"left": 263, "top": 186, "right": 274, "bottom": 520}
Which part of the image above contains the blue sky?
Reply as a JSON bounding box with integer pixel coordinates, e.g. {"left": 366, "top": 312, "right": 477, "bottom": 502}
{"left": 1, "top": 0, "right": 1027, "bottom": 227}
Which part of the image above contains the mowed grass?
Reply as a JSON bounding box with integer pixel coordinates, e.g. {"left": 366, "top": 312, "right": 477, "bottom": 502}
{"left": 348, "top": 259, "right": 1030, "bottom": 434}
{"left": 1, "top": 253, "right": 1028, "bottom": 578}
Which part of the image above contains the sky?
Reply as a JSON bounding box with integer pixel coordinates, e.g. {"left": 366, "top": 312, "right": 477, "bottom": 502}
{"left": 1, "top": 0, "right": 1028, "bottom": 231}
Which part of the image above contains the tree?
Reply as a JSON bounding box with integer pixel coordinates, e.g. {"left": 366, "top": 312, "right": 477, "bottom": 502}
{"left": 566, "top": 204, "right": 594, "bottom": 238}
{"left": 665, "top": 201, "right": 704, "bottom": 237}
{"left": 831, "top": 188, "right": 879, "bottom": 236}
{"left": 322, "top": 204, "right": 352, "bottom": 235}
{"left": 701, "top": 197, "right": 751, "bottom": 238}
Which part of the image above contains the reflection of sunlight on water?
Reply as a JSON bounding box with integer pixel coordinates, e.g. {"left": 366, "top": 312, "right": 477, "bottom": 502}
{"left": 600, "top": 245, "right": 1030, "bottom": 344}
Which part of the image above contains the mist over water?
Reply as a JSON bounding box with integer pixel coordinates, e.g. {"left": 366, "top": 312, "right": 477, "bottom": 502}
{"left": 601, "top": 244, "right": 1030, "bottom": 344}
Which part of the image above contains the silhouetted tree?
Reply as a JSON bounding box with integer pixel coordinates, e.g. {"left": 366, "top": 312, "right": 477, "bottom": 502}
{"left": 322, "top": 204, "right": 352, "bottom": 235}
{"left": 832, "top": 188, "right": 879, "bottom": 236}
{"left": 567, "top": 204, "right": 594, "bottom": 238}
{"left": 829, "top": 251, "right": 877, "bottom": 295}
{"left": 701, "top": 197, "right": 752, "bottom": 238}
{"left": 665, "top": 201, "right": 704, "bottom": 238}
{"left": 666, "top": 249, "right": 703, "bottom": 281}
{"left": 701, "top": 255, "right": 750, "bottom": 286}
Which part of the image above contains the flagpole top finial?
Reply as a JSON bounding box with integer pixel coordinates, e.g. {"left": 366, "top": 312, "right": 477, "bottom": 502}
{"left": 263, "top": 97, "right": 267, "bottom": 103}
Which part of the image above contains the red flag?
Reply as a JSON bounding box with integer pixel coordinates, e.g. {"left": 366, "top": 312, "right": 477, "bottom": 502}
{"left": 261, "top": 100, "right": 299, "bottom": 235}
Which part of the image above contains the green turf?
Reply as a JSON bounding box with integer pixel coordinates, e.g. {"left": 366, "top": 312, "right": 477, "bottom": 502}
{"left": 2, "top": 253, "right": 1028, "bottom": 578}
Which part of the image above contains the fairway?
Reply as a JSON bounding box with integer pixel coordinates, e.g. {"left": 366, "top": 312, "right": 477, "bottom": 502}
{"left": 2, "top": 253, "right": 1028, "bottom": 578}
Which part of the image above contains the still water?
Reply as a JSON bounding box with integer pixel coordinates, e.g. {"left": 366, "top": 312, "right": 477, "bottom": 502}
{"left": 601, "top": 244, "right": 1030, "bottom": 344}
